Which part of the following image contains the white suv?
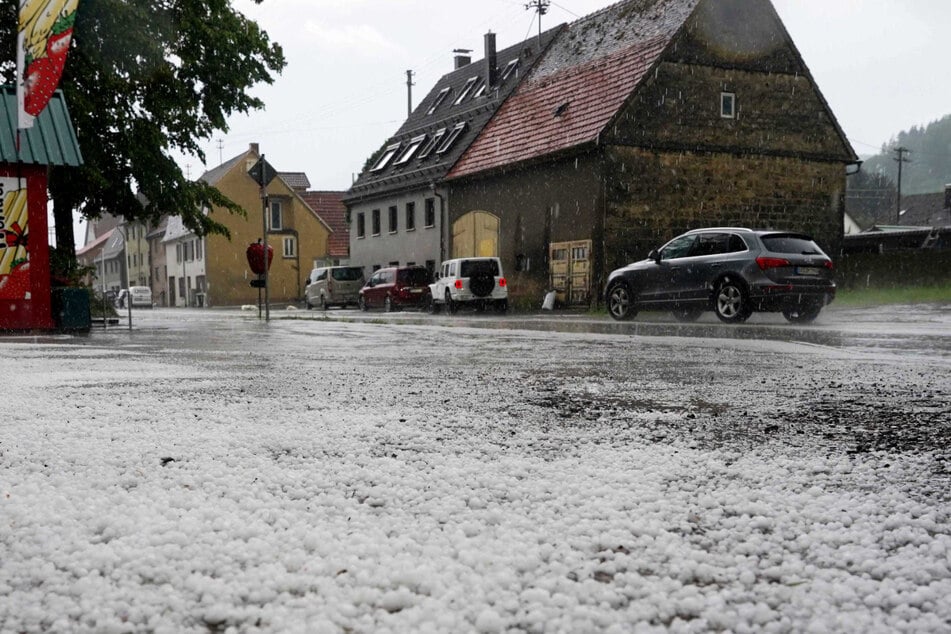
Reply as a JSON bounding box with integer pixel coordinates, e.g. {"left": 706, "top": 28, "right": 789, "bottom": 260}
{"left": 428, "top": 257, "right": 508, "bottom": 314}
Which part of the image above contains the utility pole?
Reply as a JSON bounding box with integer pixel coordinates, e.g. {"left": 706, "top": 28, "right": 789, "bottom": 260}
{"left": 216, "top": 138, "right": 224, "bottom": 165}
{"left": 525, "top": 0, "right": 550, "bottom": 38}
{"left": 893, "top": 146, "right": 910, "bottom": 225}
{"left": 406, "top": 70, "right": 415, "bottom": 118}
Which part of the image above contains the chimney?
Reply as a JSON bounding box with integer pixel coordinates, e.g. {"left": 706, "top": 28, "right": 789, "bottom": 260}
{"left": 484, "top": 32, "right": 498, "bottom": 89}
{"left": 453, "top": 49, "right": 472, "bottom": 70}
{"left": 249, "top": 142, "right": 259, "bottom": 155}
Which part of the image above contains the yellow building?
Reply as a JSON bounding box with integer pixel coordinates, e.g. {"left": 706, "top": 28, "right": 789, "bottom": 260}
{"left": 202, "top": 144, "right": 332, "bottom": 306}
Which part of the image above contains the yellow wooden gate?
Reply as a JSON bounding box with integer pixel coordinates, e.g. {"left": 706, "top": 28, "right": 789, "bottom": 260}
{"left": 452, "top": 211, "right": 499, "bottom": 258}
{"left": 549, "top": 239, "right": 592, "bottom": 306}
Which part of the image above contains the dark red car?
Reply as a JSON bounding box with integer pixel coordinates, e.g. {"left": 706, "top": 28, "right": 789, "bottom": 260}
{"left": 358, "top": 266, "right": 433, "bottom": 311}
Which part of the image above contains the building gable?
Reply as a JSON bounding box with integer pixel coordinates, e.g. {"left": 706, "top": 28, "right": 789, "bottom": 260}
{"left": 449, "top": 0, "right": 698, "bottom": 180}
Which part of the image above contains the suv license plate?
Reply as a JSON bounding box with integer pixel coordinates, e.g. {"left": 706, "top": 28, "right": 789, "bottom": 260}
{"left": 797, "top": 266, "right": 821, "bottom": 276}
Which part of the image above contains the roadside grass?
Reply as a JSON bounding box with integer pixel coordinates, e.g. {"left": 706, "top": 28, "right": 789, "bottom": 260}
{"left": 834, "top": 284, "right": 951, "bottom": 307}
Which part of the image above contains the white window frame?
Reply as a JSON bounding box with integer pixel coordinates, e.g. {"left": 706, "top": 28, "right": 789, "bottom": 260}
{"left": 418, "top": 128, "right": 446, "bottom": 160}
{"left": 370, "top": 143, "right": 401, "bottom": 172}
{"left": 436, "top": 122, "right": 466, "bottom": 154}
{"left": 427, "top": 87, "right": 451, "bottom": 115}
{"left": 269, "top": 200, "right": 283, "bottom": 231}
{"left": 394, "top": 135, "right": 426, "bottom": 166}
{"left": 453, "top": 77, "right": 478, "bottom": 105}
{"left": 721, "top": 92, "right": 736, "bottom": 119}
{"left": 283, "top": 236, "right": 297, "bottom": 258}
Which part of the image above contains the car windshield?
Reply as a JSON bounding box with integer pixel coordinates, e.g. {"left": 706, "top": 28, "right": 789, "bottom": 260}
{"left": 460, "top": 260, "right": 499, "bottom": 277}
{"left": 398, "top": 268, "right": 431, "bottom": 285}
{"left": 761, "top": 235, "right": 824, "bottom": 255}
{"left": 332, "top": 267, "right": 363, "bottom": 281}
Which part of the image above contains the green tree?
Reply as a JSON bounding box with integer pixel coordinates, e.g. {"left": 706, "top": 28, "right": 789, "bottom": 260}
{"left": 1, "top": 0, "right": 285, "bottom": 257}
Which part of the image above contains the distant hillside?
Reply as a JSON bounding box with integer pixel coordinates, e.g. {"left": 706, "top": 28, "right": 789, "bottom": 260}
{"left": 847, "top": 115, "right": 951, "bottom": 227}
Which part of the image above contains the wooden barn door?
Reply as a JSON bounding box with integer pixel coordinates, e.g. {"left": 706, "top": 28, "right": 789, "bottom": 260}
{"left": 549, "top": 239, "right": 592, "bottom": 306}
{"left": 452, "top": 211, "right": 499, "bottom": 258}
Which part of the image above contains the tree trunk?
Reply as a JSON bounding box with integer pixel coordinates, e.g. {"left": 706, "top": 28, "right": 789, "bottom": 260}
{"left": 53, "top": 198, "right": 76, "bottom": 260}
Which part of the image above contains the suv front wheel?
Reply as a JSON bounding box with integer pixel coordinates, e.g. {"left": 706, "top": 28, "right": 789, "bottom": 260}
{"left": 607, "top": 281, "right": 637, "bottom": 321}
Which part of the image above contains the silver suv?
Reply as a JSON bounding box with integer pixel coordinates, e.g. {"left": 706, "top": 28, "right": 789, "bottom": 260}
{"left": 304, "top": 266, "right": 365, "bottom": 310}
{"left": 428, "top": 257, "right": 508, "bottom": 314}
{"left": 604, "top": 228, "right": 836, "bottom": 323}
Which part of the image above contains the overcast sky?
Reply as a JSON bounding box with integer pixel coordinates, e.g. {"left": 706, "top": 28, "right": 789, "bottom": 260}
{"left": 183, "top": 0, "right": 950, "bottom": 191}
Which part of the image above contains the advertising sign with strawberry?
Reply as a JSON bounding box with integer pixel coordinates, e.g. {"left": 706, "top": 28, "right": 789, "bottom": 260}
{"left": 0, "top": 178, "right": 31, "bottom": 300}
{"left": 16, "top": 0, "right": 79, "bottom": 129}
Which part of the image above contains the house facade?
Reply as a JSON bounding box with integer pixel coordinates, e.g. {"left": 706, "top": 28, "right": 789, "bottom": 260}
{"left": 201, "top": 144, "right": 332, "bottom": 306}
{"left": 344, "top": 28, "right": 561, "bottom": 276}
{"left": 447, "top": 0, "right": 858, "bottom": 305}
{"left": 162, "top": 215, "right": 206, "bottom": 307}
{"left": 147, "top": 216, "right": 169, "bottom": 306}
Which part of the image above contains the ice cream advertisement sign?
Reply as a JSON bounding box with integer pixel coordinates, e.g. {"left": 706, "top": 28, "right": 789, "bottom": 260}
{"left": 0, "top": 178, "right": 30, "bottom": 300}
{"left": 16, "top": 0, "right": 79, "bottom": 129}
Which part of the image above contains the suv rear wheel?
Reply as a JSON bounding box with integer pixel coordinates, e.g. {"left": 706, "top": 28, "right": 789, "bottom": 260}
{"left": 714, "top": 278, "right": 751, "bottom": 323}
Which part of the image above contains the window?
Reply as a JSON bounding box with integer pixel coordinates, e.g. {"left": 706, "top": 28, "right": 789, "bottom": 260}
{"left": 405, "top": 201, "right": 416, "bottom": 231}
{"left": 424, "top": 198, "right": 436, "bottom": 227}
{"left": 394, "top": 135, "right": 426, "bottom": 165}
{"left": 660, "top": 235, "right": 697, "bottom": 260}
{"left": 417, "top": 128, "right": 446, "bottom": 160}
{"left": 501, "top": 59, "right": 519, "bottom": 82}
{"left": 357, "top": 212, "right": 366, "bottom": 238}
{"left": 453, "top": 77, "right": 478, "bottom": 105}
{"left": 176, "top": 243, "right": 182, "bottom": 263}
{"left": 427, "top": 87, "right": 451, "bottom": 115}
{"left": 472, "top": 79, "right": 486, "bottom": 99}
{"left": 436, "top": 122, "right": 466, "bottom": 154}
{"left": 196, "top": 239, "right": 203, "bottom": 260}
{"left": 371, "top": 143, "right": 401, "bottom": 172}
{"left": 388, "top": 206, "right": 398, "bottom": 233}
{"left": 721, "top": 92, "right": 736, "bottom": 119}
{"left": 283, "top": 236, "right": 297, "bottom": 258}
{"left": 372, "top": 209, "right": 381, "bottom": 235}
{"left": 269, "top": 200, "right": 283, "bottom": 230}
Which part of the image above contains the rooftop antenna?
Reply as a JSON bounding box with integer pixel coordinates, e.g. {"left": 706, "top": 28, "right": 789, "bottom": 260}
{"left": 525, "top": 0, "right": 550, "bottom": 39}
{"left": 216, "top": 138, "right": 224, "bottom": 164}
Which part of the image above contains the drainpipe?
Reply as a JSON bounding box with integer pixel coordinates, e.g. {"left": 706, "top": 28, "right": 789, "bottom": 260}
{"left": 432, "top": 185, "right": 446, "bottom": 263}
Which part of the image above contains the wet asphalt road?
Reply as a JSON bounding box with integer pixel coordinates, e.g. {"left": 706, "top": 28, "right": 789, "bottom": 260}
{"left": 58, "top": 302, "right": 951, "bottom": 505}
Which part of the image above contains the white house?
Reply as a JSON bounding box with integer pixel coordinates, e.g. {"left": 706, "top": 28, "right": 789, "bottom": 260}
{"left": 162, "top": 216, "right": 207, "bottom": 307}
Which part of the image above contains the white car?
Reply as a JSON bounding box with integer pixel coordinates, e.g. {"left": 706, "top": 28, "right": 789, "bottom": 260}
{"left": 116, "top": 286, "right": 153, "bottom": 309}
{"left": 428, "top": 257, "right": 508, "bottom": 314}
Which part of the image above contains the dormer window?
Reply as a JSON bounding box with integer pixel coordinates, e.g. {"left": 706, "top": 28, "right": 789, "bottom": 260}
{"left": 721, "top": 92, "right": 736, "bottom": 119}
{"left": 427, "top": 87, "right": 451, "bottom": 115}
{"left": 453, "top": 77, "right": 479, "bottom": 105}
{"left": 436, "top": 122, "right": 466, "bottom": 154}
{"left": 501, "top": 59, "right": 519, "bottom": 82}
{"left": 472, "top": 79, "right": 486, "bottom": 99}
{"left": 417, "top": 128, "right": 446, "bottom": 160}
{"left": 370, "top": 142, "right": 401, "bottom": 172}
{"left": 394, "top": 135, "right": 426, "bottom": 165}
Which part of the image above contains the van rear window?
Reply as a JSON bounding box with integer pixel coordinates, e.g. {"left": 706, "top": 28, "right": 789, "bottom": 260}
{"left": 398, "top": 268, "right": 431, "bottom": 285}
{"left": 331, "top": 267, "right": 363, "bottom": 281}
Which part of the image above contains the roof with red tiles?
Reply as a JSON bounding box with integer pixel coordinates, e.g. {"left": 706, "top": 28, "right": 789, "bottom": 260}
{"left": 448, "top": 0, "right": 699, "bottom": 180}
{"left": 301, "top": 191, "right": 349, "bottom": 258}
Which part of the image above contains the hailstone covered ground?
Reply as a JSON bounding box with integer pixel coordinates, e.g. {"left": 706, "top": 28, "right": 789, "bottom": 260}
{"left": 1, "top": 310, "right": 949, "bottom": 633}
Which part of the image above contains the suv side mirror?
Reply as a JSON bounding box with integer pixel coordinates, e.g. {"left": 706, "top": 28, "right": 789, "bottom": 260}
{"left": 648, "top": 249, "right": 661, "bottom": 263}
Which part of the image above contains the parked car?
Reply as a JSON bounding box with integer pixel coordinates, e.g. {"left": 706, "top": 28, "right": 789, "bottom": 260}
{"left": 359, "top": 266, "right": 432, "bottom": 312}
{"left": 604, "top": 228, "right": 835, "bottom": 324}
{"left": 428, "top": 257, "right": 508, "bottom": 314}
{"left": 116, "top": 286, "right": 153, "bottom": 309}
{"left": 304, "top": 266, "right": 365, "bottom": 310}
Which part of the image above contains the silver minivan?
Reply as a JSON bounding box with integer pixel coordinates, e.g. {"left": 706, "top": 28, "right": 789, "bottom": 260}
{"left": 304, "top": 266, "right": 365, "bottom": 310}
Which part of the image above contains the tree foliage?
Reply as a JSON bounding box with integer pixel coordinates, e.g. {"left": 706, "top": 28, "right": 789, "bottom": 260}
{"left": 1, "top": 0, "right": 286, "bottom": 253}
{"left": 861, "top": 115, "right": 951, "bottom": 198}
